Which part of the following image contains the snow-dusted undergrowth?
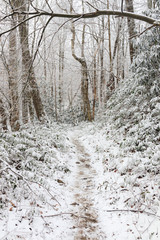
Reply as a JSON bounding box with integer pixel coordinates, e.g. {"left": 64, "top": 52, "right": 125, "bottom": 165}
{"left": 0, "top": 123, "right": 76, "bottom": 239}
{"left": 0, "top": 117, "right": 159, "bottom": 239}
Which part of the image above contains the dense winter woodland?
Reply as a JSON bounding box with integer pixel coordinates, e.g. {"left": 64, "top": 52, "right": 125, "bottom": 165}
{"left": 0, "top": 0, "right": 160, "bottom": 239}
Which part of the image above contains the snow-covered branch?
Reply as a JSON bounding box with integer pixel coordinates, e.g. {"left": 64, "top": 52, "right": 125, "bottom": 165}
{"left": 0, "top": 10, "right": 160, "bottom": 37}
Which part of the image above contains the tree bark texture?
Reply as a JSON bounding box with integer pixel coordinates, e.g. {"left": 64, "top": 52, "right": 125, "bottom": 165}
{"left": 0, "top": 98, "right": 7, "bottom": 130}
{"left": 106, "top": 21, "right": 122, "bottom": 99}
{"left": 100, "top": 17, "right": 105, "bottom": 104}
{"left": 8, "top": 18, "right": 20, "bottom": 131}
{"left": 71, "top": 22, "right": 92, "bottom": 121}
{"left": 58, "top": 34, "right": 65, "bottom": 115}
{"left": 17, "top": 0, "right": 45, "bottom": 122}
{"left": 92, "top": 57, "right": 97, "bottom": 120}
{"left": 147, "top": 0, "right": 156, "bottom": 9}
{"left": 125, "top": 0, "right": 136, "bottom": 62}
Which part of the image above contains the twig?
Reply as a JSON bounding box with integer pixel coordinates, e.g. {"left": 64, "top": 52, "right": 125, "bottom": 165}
{"left": 104, "top": 209, "right": 160, "bottom": 219}
{"left": 0, "top": 158, "right": 61, "bottom": 206}
{"left": 32, "top": 16, "right": 53, "bottom": 63}
{"left": 73, "top": 14, "right": 84, "bottom": 23}
{"left": 142, "top": 217, "right": 157, "bottom": 234}
{"left": 28, "top": 178, "right": 61, "bottom": 206}
{"left": 45, "top": 0, "right": 53, "bottom": 13}
{"left": 21, "top": 17, "right": 72, "bottom": 97}
{"left": 86, "top": 2, "right": 99, "bottom": 12}
{"left": 55, "top": 0, "right": 68, "bottom": 13}
{"left": 5, "top": 166, "right": 38, "bottom": 196}
{"left": 53, "top": 18, "right": 72, "bottom": 37}
{"left": 43, "top": 212, "right": 97, "bottom": 223}
{"left": 129, "top": 25, "right": 155, "bottom": 39}
{"left": 30, "top": 1, "right": 47, "bottom": 14}
{"left": 20, "top": 15, "right": 53, "bottom": 96}
{"left": 0, "top": 14, "right": 42, "bottom": 37}
{"left": 0, "top": 167, "right": 9, "bottom": 174}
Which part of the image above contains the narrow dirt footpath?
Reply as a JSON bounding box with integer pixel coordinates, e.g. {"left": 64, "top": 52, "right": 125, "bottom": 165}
{"left": 67, "top": 125, "right": 160, "bottom": 240}
{"left": 70, "top": 136, "right": 106, "bottom": 240}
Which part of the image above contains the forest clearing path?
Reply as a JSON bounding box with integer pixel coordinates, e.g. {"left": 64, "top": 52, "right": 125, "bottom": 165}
{"left": 67, "top": 125, "right": 160, "bottom": 240}
{"left": 70, "top": 132, "right": 106, "bottom": 240}
{"left": 0, "top": 123, "right": 159, "bottom": 240}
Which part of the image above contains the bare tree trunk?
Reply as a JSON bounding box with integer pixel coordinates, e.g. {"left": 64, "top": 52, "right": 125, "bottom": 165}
{"left": 107, "top": 0, "right": 112, "bottom": 72}
{"left": 28, "top": 94, "right": 34, "bottom": 122}
{"left": 70, "top": 1, "right": 92, "bottom": 121}
{"left": 54, "top": 77, "right": 58, "bottom": 122}
{"left": 125, "top": 0, "right": 136, "bottom": 62}
{"left": 18, "top": 16, "right": 33, "bottom": 123}
{"left": 147, "top": 0, "right": 156, "bottom": 9}
{"left": 17, "top": 0, "right": 45, "bottom": 122}
{"left": 43, "top": 32, "right": 47, "bottom": 98}
{"left": 100, "top": 17, "right": 105, "bottom": 105}
{"left": 58, "top": 34, "right": 65, "bottom": 115}
{"left": 0, "top": 98, "right": 7, "bottom": 130}
{"left": 58, "top": 40, "right": 62, "bottom": 115}
{"left": 81, "top": 24, "right": 92, "bottom": 121}
{"left": 106, "top": 21, "right": 122, "bottom": 99}
{"left": 148, "top": 0, "right": 152, "bottom": 8}
{"left": 8, "top": 18, "right": 20, "bottom": 131}
{"left": 92, "top": 56, "right": 97, "bottom": 120}
{"left": 122, "top": 26, "right": 125, "bottom": 79}
{"left": 116, "top": 39, "right": 120, "bottom": 82}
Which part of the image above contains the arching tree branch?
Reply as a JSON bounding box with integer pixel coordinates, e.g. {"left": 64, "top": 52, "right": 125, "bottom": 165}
{"left": 0, "top": 9, "right": 160, "bottom": 37}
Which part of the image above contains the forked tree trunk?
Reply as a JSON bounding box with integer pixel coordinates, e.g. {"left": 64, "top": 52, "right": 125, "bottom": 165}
{"left": 81, "top": 24, "right": 92, "bottom": 121}
{"left": 71, "top": 19, "right": 92, "bottom": 121}
{"left": 69, "top": 0, "right": 92, "bottom": 121}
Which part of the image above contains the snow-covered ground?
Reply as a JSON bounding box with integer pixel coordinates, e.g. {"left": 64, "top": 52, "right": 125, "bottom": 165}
{"left": 0, "top": 121, "right": 160, "bottom": 239}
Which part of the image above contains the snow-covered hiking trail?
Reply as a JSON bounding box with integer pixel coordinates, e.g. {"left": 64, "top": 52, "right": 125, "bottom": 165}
{"left": 0, "top": 122, "right": 160, "bottom": 239}
{"left": 67, "top": 127, "right": 160, "bottom": 240}
{"left": 70, "top": 134, "right": 106, "bottom": 239}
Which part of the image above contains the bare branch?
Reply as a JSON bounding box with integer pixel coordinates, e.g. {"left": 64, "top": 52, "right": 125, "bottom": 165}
{"left": 73, "top": 14, "right": 84, "bottom": 23}
{"left": 103, "top": 209, "right": 160, "bottom": 219}
{"left": 21, "top": 16, "right": 53, "bottom": 94}
{"left": 129, "top": 24, "right": 157, "bottom": 39}
{"left": 32, "top": 16, "right": 53, "bottom": 63}
{"left": 52, "top": 18, "right": 72, "bottom": 37}
{"left": 44, "top": 0, "right": 53, "bottom": 13}
{"left": 86, "top": 2, "right": 99, "bottom": 11}
{"left": 0, "top": 13, "right": 42, "bottom": 37}
{"left": 55, "top": 0, "right": 68, "bottom": 13}
{"left": 43, "top": 208, "right": 160, "bottom": 220}
{"left": 43, "top": 212, "right": 97, "bottom": 223}
{"left": 0, "top": 158, "right": 61, "bottom": 206}
{"left": 0, "top": 10, "right": 159, "bottom": 39}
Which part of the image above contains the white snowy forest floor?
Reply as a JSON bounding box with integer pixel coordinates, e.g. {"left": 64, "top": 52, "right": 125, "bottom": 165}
{"left": 0, "top": 121, "right": 160, "bottom": 240}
